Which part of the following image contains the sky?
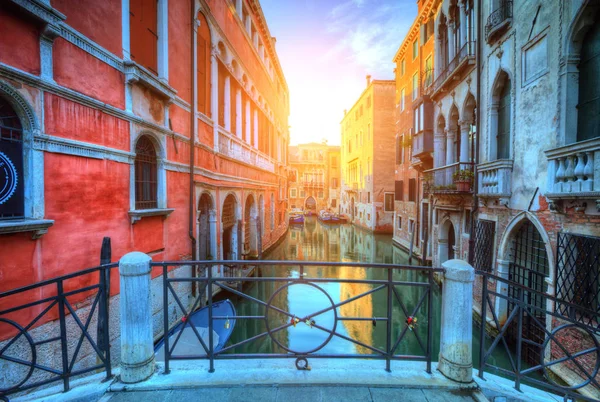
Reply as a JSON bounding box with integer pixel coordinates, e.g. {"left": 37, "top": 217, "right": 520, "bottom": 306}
{"left": 260, "top": 0, "right": 417, "bottom": 145}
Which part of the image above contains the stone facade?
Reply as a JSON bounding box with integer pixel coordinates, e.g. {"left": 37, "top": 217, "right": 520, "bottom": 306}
{"left": 288, "top": 143, "right": 340, "bottom": 213}
{"left": 340, "top": 79, "right": 396, "bottom": 233}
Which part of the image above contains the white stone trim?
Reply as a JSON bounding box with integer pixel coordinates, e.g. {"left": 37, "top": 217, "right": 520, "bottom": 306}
{"left": 165, "top": 160, "right": 278, "bottom": 188}
{"left": 59, "top": 24, "right": 124, "bottom": 72}
{"left": 9, "top": 0, "right": 65, "bottom": 26}
{"left": 33, "top": 134, "right": 133, "bottom": 164}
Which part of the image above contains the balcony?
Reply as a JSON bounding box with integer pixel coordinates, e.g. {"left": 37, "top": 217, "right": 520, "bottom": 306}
{"left": 218, "top": 130, "right": 275, "bottom": 172}
{"left": 432, "top": 42, "right": 475, "bottom": 97}
{"left": 477, "top": 159, "right": 513, "bottom": 206}
{"left": 301, "top": 180, "right": 325, "bottom": 188}
{"left": 545, "top": 138, "right": 600, "bottom": 211}
{"left": 424, "top": 162, "right": 475, "bottom": 194}
{"left": 485, "top": 0, "right": 513, "bottom": 43}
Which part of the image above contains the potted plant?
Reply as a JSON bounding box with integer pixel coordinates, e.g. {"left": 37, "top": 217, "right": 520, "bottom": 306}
{"left": 452, "top": 169, "right": 474, "bottom": 192}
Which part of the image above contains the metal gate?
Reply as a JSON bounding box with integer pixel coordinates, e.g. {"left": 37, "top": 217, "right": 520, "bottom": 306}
{"left": 507, "top": 220, "right": 549, "bottom": 365}
{"left": 473, "top": 219, "right": 495, "bottom": 272}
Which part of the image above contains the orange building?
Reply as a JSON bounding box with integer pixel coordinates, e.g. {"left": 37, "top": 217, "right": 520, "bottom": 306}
{"left": 288, "top": 143, "right": 340, "bottom": 213}
{"left": 392, "top": 0, "right": 438, "bottom": 258}
{"left": 0, "top": 1, "right": 289, "bottom": 293}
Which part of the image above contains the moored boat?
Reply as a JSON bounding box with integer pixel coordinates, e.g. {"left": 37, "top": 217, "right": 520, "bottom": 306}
{"left": 155, "top": 299, "right": 236, "bottom": 360}
{"left": 289, "top": 213, "right": 305, "bottom": 224}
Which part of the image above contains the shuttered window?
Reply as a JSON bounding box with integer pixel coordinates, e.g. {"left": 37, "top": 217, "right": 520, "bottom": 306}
{"left": 395, "top": 180, "right": 404, "bottom": 201}
{"left": 130, "top": 0, "right": 158, "bottom": 74}
{"left": 408, "top": 178, "right": 416, "bottom": 202}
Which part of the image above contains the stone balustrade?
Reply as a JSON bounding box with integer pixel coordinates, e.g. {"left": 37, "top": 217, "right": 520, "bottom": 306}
{"left": 218, "top": 129, "right": 275, "bottom": 172}
{"left": 545, "top": 138, "right": 600, "bottom": 201}
{"left": 477, "top": 159, "right": 513, "bottom": 198}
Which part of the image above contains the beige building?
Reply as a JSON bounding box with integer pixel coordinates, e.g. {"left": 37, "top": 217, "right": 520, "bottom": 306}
{"left": 340, "top": 78, "right": 396, "bottom": 233}
{"left": 288, "top": 143, "right": 340, "bottom": 213}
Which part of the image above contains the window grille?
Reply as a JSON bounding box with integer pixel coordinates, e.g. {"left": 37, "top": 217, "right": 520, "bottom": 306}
{"left": 0, "top": 97, "right": 24, "bottom": 219}
{"left": 556, "top": 232, "right": 600, "bottom": 330}
{"left": 472, "top": 219, "right": 495, "bottom": 272}
{"left": 135, "top": 136, "right": 158, "bottom": 210}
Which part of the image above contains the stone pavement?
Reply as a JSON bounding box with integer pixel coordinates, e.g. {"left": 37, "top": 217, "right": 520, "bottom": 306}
{"left": 102, "top": 385, "right": 483, "bottom": 402}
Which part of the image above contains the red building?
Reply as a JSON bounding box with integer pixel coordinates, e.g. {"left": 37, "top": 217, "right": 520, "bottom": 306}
{"left": 0, "top": 0, "right": 290, "bottom": 293}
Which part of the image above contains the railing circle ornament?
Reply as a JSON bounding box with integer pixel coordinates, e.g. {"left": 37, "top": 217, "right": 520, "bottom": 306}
{"left": 540, "top": 323, "right": 600, "bottom": 390}
{"left": 264, "top": 282, "right": 338, "bottom": 355}
{"left": 0, "top": 318, "right": 37, "bottom": 394}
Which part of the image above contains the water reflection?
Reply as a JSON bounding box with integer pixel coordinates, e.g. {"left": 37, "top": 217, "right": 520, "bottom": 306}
{"left": 220, "top": 217, "right": 440, "bottom": 358}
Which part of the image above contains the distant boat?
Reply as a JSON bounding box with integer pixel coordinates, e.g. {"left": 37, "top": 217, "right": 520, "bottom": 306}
{"left": 318, "top": 210, "right": 339, "bottom": 223}
{"left": 289, "top": 212, "right": 305, "bottom": 224}
{"left": 155, "top": 299, "right": 236, "bottom": 360}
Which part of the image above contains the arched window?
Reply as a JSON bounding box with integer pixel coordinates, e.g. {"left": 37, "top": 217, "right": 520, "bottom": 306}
{"left": 135, "top": 136, "right": 158, "bottom": 209}
{"left": 491, "top": 70, "right": 511, "bottom": 160}
{"left": 577, "top": 20, "right": 600, "bottom": 142}
{"left": 497, "top": 77, "right": 511, "bottom": 159}
{"left": 0, "top": 96, "right": 24, "bottom": 219}
{"left": 197, "top": 12, "right": 211, "bottom": 116}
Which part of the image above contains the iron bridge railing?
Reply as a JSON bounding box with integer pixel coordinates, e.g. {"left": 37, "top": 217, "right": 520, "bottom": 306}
{"left": 0, "top": 262, "right": 117, "bottom": 400}
{"left": 156, "top": 260, "right": 443, "bottom": 374}
{"left": 478, "top": 270, "right": 600, "bottom": 401}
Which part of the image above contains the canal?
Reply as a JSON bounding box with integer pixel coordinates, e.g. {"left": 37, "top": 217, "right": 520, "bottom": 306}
{"left": 216, "top": 217, "right": 520, "bottom": 377}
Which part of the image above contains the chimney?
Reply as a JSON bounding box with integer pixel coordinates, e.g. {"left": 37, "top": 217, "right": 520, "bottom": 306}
{"left": 366, "top": 75, "right": 372, "bottom": 87}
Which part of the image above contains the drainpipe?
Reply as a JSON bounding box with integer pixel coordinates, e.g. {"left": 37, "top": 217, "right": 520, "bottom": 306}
{"left": 468, "top": 0, "right": 482, "bottom": 265}
{"left": 189, "top": 0, "right": 198, "bottom": 293}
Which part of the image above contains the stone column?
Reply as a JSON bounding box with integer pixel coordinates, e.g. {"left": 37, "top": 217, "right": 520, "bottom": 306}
{"left": 446, "top": 129, "right": 455, "bottom": 165}
{"left": 459, "top": 121, "right": 470, "bottom": 163}
{"left": 119, "top": 252, "right": 154, "bottom": 383}
{"left": 236, "top": 88, "right": 243, "bottom": 139}
{"left": 250, "top": 216, "right": 258, "bottom": 257}
{"left": 245, "top": 100, "right": 252, "bottom": 144}
{"left": 253, "top": 109, "right": 259, "bottom": 148}
{"left": 439, "top": 259, "right": 475, "bottom": 383}
{"left": 211, "top": 48, "right": 219, "bottom": 151}
{"left": 494, "top": 259, "right": 510, "bottom": 326}
{"left": 224, "top": 75, "right": 231, "bottom": 132}
{"left": 434, "top": 133, "right": 446, "bottom": 168}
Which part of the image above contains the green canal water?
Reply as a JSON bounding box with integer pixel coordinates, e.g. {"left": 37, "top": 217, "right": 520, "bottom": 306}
{"left": 215, "top": 217, "right": 522, "bottom": 377}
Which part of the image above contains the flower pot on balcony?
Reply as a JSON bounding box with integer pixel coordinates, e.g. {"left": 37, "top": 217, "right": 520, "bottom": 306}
{"left": 455, "top": 180, "right": 472, "bottom": 192}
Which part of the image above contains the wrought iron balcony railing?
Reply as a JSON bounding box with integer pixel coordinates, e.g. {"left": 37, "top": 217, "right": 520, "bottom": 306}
{"left": 432, "top": 42, "right": 475, "bottom": 95}
{"left": 485, "top": 0, "right": 513, "bottom": 42}
{"left": 424, "top": 162, "right": 475, "bottom": 193}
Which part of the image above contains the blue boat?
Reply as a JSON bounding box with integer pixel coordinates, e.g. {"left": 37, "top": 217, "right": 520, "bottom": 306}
{"left": 289, "top": 213, "right": 305, "bottom": 224}
{"left": 155, "top": 299, "right": 236, "bottom": 360}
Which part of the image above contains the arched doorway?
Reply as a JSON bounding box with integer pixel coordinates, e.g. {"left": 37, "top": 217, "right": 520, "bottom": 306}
{"left": 244, "top": 194, "right": 258, "bottom": 258}
{"left": 222, "top": 194, "right": 238, "bottom": 260}
{"left": 198, "top": 193, "right": 214, "bottom": 260}
{"left": 305, "top": 196, "right": 316, "bottom": 213}
{"left": 438, "top": 219, "right": 455, "bottom": 264}
{"left": 506, "top": 220, "right": 549, "bottom": 365}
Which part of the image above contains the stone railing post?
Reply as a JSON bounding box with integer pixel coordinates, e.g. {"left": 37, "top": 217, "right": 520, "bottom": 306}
{"left": 119, "top": 252, "right": 154, "bottom": 383}
{"left": 438, "top": 259, "right": 475, "bottom": 383}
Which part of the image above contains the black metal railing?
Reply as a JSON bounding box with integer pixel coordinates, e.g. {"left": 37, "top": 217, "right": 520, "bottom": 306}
{"left": 0, "top": 262, "right": 117, "bottom": 400}
{"left": 424, "top": 162, "right": 475, "bottom": 193}
{"left": 477, "top": 270, "right": 600, "bottom": 401}
{"left": 432, "top": 41, "right": 476, "bottom": 94}
{"left": 157, "top": 260, "right": 442, "bottom": 374}
{"left": 485, "top": 0, "right": 513, "bottom": 41}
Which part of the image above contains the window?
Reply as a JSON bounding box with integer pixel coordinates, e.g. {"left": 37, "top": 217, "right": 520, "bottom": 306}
{"left": 197, "top": 12, "right": 211, "bottom": 116}
{"left": 397, "top": 216, "right": 402, "bottom": 229}
{"left": 331, "top": 199, "right": 336, "bottom": 208}
{"left": 135, "top": 135, "right": 158, "bottom": 209}
{"left": 412, "top": 39, "right": 418, "bottom": 60}
{"left": 400, "top": 135, "right": 405, "bottom": 163}
{"left": 300, "top": 190, "right": 305, "bottom": 198}
{"left": 412, "top": 72, "right": 419, "bottom": 100}
{"left": 367, "top": 192, "right": 371, "bottom": 203}
{"left": 496, "top": 72, "right": 511, "bottom": 159}
{"left": 366, "top": 96, "right": 371, "bottom": 108}
{"left": 400, "top": 88, "right": 405, "bottom": 111}
{"left": 290, "top": 188, "right": 297, "bottom": 198}
{"left": 384, "top": 193, "right": 394, "bottom": 212}
{"left": 425, "top": 56, "right": 433, "bottom": 87}
{"left": 408, "top": 218, "right": 415, "bottom": 233}
{"left": 0, "top": 97, "right": 24, "bottom": 218}
{"left": 318, "top": 191, "right": 324, "bottom": 199}
{"left": 408, "top": 178, "right": 416, "bottom": 202}
{"left": 401, "top": 59, "right": 406, "bottom": 76}
{"left": 395, "top": 180, "right": 404, "bottom": 201}
{"left": 578, "top": 21, "right": 600, "bottom": 141}
{"left": 396, "top": 137, "right": 402, "bottom": 164}
{"left": 332, "top": 178, "right": 338, "bottom": 187}
{"left": 367, "top": 123, "right": 371, "bottom": 141}
{"left": 130, "top": 0, "right": 158, "bottom": 74}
